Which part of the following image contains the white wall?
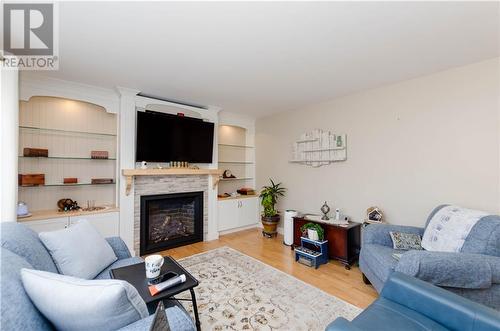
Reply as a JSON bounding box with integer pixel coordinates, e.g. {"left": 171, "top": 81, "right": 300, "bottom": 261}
{"left": 256, "top": 58, "right": 500, "bottom": 228}
{"left": 0, "top": 67, "right": 19, "bottom": 222}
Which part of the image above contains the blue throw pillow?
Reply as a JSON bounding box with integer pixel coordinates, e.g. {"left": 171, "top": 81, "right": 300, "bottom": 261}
{"left": 21, "top": 269, "right": 149, "bottom": 331}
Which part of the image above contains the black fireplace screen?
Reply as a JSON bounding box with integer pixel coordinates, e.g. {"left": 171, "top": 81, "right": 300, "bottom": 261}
{"left": 140, "top": 192, "right": 203, "bottom": 255}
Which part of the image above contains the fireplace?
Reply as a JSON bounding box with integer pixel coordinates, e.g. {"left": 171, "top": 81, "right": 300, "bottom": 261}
{"left": 140, "top": 192, "right": 203, "bottom": 255}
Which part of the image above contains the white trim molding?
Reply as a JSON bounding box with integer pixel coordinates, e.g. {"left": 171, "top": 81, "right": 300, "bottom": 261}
{"left": 19, "top": 73, "right": 120, "bottom": 114}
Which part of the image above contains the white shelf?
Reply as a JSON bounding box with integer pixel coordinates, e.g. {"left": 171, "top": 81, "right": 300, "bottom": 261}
{"left": 220, "top": 177, "right": 253, "bottom": 181}
{"left": 290, "top": 160, "right": 344, "bottom": 163}
{"left": 296, "top": 139, "right": 318, "bottom": 143}
{"left": 218, "top": 143, "right": 254, "bottom": 148}
{"left": 302, "top": 147, "right": 344, "bottom": 152}
{"left": 219, "top": 161, "right": 254, "bottom": 164}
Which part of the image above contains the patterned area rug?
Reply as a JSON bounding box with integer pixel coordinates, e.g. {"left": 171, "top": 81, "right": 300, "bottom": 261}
{"left": 177, "top": 247, "right": 361, "bottom": 330}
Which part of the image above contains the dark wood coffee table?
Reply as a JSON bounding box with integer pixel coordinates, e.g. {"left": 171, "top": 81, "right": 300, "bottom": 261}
{"left": 110, "top": 256, "right": 201, "bottom": 331}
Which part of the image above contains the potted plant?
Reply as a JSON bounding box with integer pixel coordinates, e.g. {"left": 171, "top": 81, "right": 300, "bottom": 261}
{"left": 300, "top": 223, "right": 325, "bottom": 241}
{"left": 260, "top": 179, "right": 286, "bottom": 237}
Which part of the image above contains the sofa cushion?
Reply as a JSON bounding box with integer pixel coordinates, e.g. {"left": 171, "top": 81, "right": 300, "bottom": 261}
{"left": 1, "top": 248, "right": 54, "bottom": 331}
{"left": 461, "top": 217, "right": 500, "bottom": 257}
{"left": 1, "top": 222, "right": 58, "bottom": 273}
{"left": 360, "top": 244, "right": 401, "bottom": 283}
{"left": 95, "top": 257, "right": 143, "bottom": 279}
{"left": 351, "top": 298, "right": 448, "bottom": 331}
{"left": 119, "top": 305, "right": 195, "bottom": 331}
{"left": 21, "top": 269, "right": 149, "bottom": 331}
{"left": 395, "top": 251, "right": 493, "bottom": 289}
{"left": 39, "top": 220, "right": 117, "bottom": 279}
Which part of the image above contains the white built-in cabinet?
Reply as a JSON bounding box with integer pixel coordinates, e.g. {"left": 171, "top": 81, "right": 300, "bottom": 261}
{"left": 23, "top": 211, "right": 119, "bottom": 237}
{"left": 218, "top": 197, "right": 259, "bottom": 231}
{"left": 217, "top": 115, "right": 259, "bottom": 233}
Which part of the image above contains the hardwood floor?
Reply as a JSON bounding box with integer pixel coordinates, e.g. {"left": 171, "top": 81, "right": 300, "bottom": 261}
{"left": 158, "top": 228, "right": 378, "bottom": 309}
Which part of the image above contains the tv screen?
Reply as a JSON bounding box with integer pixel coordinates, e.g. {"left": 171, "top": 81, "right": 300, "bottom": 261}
{"left": 136, "top": 111, "right": 214, "bottom": 163}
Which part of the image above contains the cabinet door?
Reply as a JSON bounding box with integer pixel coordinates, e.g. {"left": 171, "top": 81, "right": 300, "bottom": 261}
{"left": 22, "top": 217, "right": 69, "bottom": 233}
{"left": 69, "top": 212, "right": 119, "bottom": 237}
{"left": 238, "top": 197, "right": 259, "bottom": 227}
{"left": 218, "top": 200, "right": 239, "bottom": 231}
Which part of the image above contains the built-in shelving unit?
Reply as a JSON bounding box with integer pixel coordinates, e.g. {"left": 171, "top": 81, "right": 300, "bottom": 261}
{"left": 18, "top": 96, "right": 118, "bottom": 212}
{"left": 218, "top": 125, "right": 255, "bottom": 197}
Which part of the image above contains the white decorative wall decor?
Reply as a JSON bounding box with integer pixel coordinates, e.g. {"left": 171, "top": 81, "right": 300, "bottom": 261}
{"left": 290, "top": 129, "right": 346, "bottom": 167}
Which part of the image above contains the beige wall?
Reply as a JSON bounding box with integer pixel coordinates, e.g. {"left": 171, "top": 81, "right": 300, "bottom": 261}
{"left": 256, "top": 58, "right": 500, "bottom": 228}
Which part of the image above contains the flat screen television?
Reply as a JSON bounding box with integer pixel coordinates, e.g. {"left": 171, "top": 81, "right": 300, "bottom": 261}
{"left": 135, "top": 111, "right": 214, "bottom": 163}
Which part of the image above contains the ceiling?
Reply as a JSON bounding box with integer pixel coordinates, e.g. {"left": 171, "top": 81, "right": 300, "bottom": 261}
{"left": 33, "top": 2, "right": 499, "bottom": 117}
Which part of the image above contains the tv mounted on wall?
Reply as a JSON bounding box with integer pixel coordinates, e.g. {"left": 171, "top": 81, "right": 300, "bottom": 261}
{"left": 135, "top": 111, "right": 214, "bottom": 163}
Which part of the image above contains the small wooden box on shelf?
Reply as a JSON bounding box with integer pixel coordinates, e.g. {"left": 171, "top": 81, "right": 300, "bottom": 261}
{"left": 18, "top": 174, "right": 45, "bottom": 186}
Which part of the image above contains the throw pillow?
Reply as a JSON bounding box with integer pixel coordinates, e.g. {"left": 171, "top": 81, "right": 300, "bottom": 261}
{"left": 39, "top": 220, "right": 117, "bottom": 279}
{"left": 21, "top": 268, "right": 149, "bottom": 331}
{"left": 389, "top": 231, "right": 423, "bottom": 250}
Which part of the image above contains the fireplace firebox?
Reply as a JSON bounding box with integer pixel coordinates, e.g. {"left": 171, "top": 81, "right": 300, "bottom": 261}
{"left": 140, "top": 192, "right": 203, "bottom": 255}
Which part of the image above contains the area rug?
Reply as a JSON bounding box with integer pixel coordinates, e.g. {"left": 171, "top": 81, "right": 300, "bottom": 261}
{"left": 177, "top": 246, "right": 361, "bottom": 330}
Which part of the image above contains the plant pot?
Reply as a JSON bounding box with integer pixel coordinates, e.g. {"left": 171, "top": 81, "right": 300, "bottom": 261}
{"left": 307, "top": 229, "right": 319, "bottom": 241}
{"left": 261, "top": 214, "right": 280, "bottom": 238}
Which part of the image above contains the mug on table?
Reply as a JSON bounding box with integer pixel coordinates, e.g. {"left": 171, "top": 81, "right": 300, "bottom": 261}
{"left": 145, "top": 254, "right": 164, "bottom": 279}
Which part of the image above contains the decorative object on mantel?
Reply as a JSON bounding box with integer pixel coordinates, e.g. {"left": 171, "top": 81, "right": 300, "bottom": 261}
{"left": 222, "top": 169, "right": 236, "bottom": 179}
{"left": 18, "top": 174, "right": 45, "bottom": 186}
{"left": 122, "top": 168, "right": 223, "bottom": 195}
{"left": 289, "top": 129, "right": 347, "bottom": 167}
{"left": 260, "top": 179, "right": 286, "bottom": 238}
{"left": 321, "top": 201, "right": 330, "bottom": 220}
{"left": 63, "top": 178, "right": 78, "bottom": 184}
{"left": 140, "top": 161, "right": 148, "bottom": 169}
{"left": 91, "top": 178, "right": 114, "bottom": 184}
{"left": 57, "top": 198, "right": 80, "bottom": 212}
{"left": 23, "top": 148, "right": 48, "bottom": 157}
{"left": 90, "top": 150, "right": 109, "bottom": 159}
{"left": 169, "top": 161, "right": 189, "bottom": 168}
{"left": 366, "top": 206, "right": 384, "bottom": 223}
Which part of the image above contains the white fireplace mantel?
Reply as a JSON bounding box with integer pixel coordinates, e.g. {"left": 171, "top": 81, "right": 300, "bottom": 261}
{"left": 122, "top": 168, "right": 223, "bottom": 195}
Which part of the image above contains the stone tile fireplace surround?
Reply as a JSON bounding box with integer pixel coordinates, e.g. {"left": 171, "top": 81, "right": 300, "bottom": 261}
{"left": 134, "top": 175, "right": 208, "bottom": 256}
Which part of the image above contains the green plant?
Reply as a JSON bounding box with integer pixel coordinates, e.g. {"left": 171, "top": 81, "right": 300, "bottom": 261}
{"left": 300, "top": 223, "right": 325, "bottom": 241}
{"left": 259, "top": 179, "right": 286, "bottom": 217}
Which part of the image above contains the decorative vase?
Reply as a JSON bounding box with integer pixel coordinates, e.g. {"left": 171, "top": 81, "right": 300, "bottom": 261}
{"left": 321, "top": 201, "right": 330, "bottom": 220}
{"left": 261, "top": 214, "right": 280, "bottom": 238}
{"left": 307, "top": 229, "right": 319, "bottom": 241}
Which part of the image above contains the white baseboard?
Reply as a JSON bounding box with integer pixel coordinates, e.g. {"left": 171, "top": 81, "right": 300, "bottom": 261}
{"left": 219, "top": 223, "right": 259, "bottom": 236}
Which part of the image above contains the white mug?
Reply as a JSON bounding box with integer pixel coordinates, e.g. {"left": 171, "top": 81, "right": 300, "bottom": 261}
{"left": 145, "top": 254, "right": 164, "bottom": 279}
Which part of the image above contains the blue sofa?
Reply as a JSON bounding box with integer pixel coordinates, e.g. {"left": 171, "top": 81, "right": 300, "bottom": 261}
{"left": 359, "top": 205, "right": 500, "bottom": 310}
{"left": 1, "top": 222, "right": 195, "bottom": 330}
{"left": 326, "top": 272, "right": 500, "bottom": 331}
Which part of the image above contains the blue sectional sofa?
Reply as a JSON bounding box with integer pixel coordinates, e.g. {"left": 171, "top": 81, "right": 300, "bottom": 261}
{"left": 327, "top": 272, "right": 500, "bottom": 331}
{"left": 1, "top": 222, "right": 195, "bottom": 330}
{"left": 359, "top": 205, "right": 500, "bottom": 310}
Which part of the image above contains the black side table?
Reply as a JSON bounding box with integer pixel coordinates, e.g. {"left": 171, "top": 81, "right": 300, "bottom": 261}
{"left": 110, "top": 256, "right": 201, "bottom": 331}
